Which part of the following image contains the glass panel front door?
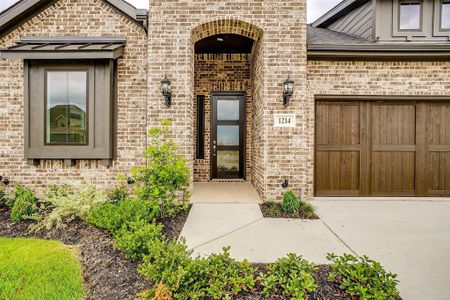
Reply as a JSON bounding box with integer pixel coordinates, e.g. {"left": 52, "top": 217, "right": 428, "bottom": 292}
{"left": 211, "top": 93, "right": 245, "bottom": 179}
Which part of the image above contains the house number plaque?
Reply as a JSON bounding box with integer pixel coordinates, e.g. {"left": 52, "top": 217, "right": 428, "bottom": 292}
{"left": 274, "top": 114, "right": 296, "bottom": 128}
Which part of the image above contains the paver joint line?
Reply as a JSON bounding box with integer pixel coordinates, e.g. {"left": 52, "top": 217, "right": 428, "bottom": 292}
{"left": 319, "top": 218, "right": 359, "bottom": 257}
{"left": 190, "top": 217, "right": 264, "bottom": 250}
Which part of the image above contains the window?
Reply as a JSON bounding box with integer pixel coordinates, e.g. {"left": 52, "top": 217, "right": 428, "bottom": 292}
{"left": 196, "top": 95, "right": 205, "bottom": 159}
{"left": 399, "top": 1, "right": 422, "bottom": 30}
{"left": 25, "top": 60, "right": 115, "bottom": 161}
{"left": 442, "top": 1, "right": 450, "bottom": 29}
{"left": 46, "top": 71, "right": 88, "bottom": 145}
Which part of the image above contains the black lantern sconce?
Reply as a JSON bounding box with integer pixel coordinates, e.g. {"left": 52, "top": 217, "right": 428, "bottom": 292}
{"left": 160, "top": 75, "right": 172, "bottom": 107}
{"left": 283, "top": 75, "right": 294, "bottom": 107}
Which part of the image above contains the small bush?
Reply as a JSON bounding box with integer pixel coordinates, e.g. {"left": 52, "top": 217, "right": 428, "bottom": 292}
{"left": 261, "top": 253, "right": 318, "bottom": 300}
{"left": 298, "top": 201, "right": 316, "bottom": 218}
{"left": 139, "top": 238, "right": 197, "bottom": 299}
{"left": 139, "top": 241, "right": 256, "bottom": 300}
{"left": 281, "top": 190, "right": 300, "bottom": 213}
{"left": 132, "top": 120, "right": 190, "bottom": 217}
{"left": 87, "top": 197, "right": 159, "bottom": 235}
{"left": 34, "top": 185, "right": 107, "bottom": 230}
{"left": 10, "top": 185, "right": 38, "bottom": 222}
{"left": 327, "top": 253, "right": 400, "bottom": 300}
{"left": 114, "top": 220, "right": 163, "bottom": 260}
{"left": 204, "top": 247, "right": 256, "bottom": 299}
{"left": 106, "top": 175, "right": 130, "bottom": 203}
{"left": 0, "top": 185, "right": 7, "bottom": 207}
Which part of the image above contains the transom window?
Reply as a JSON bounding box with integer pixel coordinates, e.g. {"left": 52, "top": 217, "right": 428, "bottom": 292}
{"left": 46, "top": 70, "right": 88, "bottom": 145}
{"left": 399, "top": 0, "right": 422, "bottom": 30}
{"left": 442, "top": 1, "right": 450, "bottom": 29}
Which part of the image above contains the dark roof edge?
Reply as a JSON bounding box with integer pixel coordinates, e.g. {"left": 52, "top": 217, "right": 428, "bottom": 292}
{"left": 311, "top": 0, "right": 371, "bottom": 28}
{"left": 0, "top": 0, "right": 148, "bottom": 37}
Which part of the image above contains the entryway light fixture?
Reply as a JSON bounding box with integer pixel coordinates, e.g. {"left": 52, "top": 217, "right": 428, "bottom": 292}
{"left": 283, "top": 75, "right": 294, "bottom": 107}
{"left": 160, "top": 75, "right": 172, "bottom": 107}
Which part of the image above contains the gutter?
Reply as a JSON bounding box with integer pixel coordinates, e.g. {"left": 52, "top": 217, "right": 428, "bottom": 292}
{"left": 307, "top": 44, "right": 450, "bottom": 60}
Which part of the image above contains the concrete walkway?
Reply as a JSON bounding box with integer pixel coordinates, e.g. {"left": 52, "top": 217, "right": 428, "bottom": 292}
{"left": 190, "top": 182, "right": 262, "bottom": 203}
{"left": 180, "top": 198, "right": 450, "bottom": 300}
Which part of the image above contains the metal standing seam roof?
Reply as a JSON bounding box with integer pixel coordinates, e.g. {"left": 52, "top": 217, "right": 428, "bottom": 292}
{"left": 0, "top": 36, "right": 126, "bottom": 59}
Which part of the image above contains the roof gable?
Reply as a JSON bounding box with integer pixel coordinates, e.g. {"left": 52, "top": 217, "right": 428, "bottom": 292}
{"left": 311, "top": 0, "right": 371, "bottom": 28}
{"left": 0, "top": 0, "right": 148, "bottom": 36}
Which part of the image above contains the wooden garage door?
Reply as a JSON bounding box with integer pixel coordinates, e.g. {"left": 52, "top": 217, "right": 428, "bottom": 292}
{"left": 315, "top": 100, "right": 450, "bottom": 197}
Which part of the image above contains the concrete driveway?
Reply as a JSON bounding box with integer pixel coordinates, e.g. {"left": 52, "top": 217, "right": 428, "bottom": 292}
{"left": 314, "top": 199, "right": 450, "bottom": 300}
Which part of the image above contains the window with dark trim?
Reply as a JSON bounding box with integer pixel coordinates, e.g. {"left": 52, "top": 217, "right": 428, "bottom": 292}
{"left": 196, "top": 95, "right": 205, "bottom": 159}
{"left": 442, "top": 1, "right": 450, "bottom": 29}
{"left": 25, "top": 60, "right": 115, "bottom": 161}
{"left": 45, "top": 70, "right": 88, "bottom": 145}
{"left": 399, "top": 0, "right": 422, "bottom": 30}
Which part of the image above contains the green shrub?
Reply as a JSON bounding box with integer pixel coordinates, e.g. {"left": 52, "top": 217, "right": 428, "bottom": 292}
{"left": 33, "top": 185, "right": 107, "bottom": 230}
{"left": 298, "top": 201, "right": 316, "bottom": 218}
{"left": 0, "top": 185, "right": 7, "bottom": 207}
{"left": 138, "top": 238, "right": 200, "bottom": 299}
{"left": 10, "top": 185, "right": 38, "bottom": 222}
{"left": 261, "top": 253, "right": 317, "bottom": 300}
{"left": 203, "top": 247, "right": 255, "bottom": 299}
{"left": 281, "top": 190, "right": 300, "bottom": 213}
{"left": 114, "top": 220, "right": 163, "bottom": 260}
{"left": 106, "top": 175, "right": 130, "bottom": 203}
{"left": 132, "top": 120, "right": 190, "bottom": 217}
{"left": 87, "top": 197, "right": 159, "bottom": 235}
{"left": 326, "top": 253, "right": 400, "bottom": 300}
{"left": 139, "top": 241, "right": 256, "bottom": 300}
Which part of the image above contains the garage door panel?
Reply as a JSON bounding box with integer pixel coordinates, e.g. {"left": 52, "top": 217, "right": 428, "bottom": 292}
{"left": 372, "top": 104, "right": 416, "bottom": 145}
{"left": 316, "top": 151, "right": 360, "bottom": 195}
{"left": 427, "top": 103, "right": 450, "bottom": 195}
{"left": 316, "top": 103, "right": 360, "bottom": 145}
{"left": 371, "top": 152, "right": 416, "bottom": 194}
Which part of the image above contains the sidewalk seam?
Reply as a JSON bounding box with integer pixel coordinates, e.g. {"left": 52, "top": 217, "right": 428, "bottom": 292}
{"left": 190, "top": 217, "right": 264, "bottom": 250}
{"left": 319, "top": 218, "right": 359, "bottom": 257}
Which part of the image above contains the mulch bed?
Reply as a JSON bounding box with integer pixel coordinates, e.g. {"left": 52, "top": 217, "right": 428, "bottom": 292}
{"left": 260, "top": 203, "right": 319, "bottom": 219}
{"left": 0, "top": 206, "right": 190, "bottom": 300}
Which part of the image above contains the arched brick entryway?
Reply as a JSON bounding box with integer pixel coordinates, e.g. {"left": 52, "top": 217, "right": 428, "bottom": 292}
{"left": 190, "top": 18, "right": 266, "bottom": 199}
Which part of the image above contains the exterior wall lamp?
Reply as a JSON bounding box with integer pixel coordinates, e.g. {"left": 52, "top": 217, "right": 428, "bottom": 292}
{"left": 283, "top": 75, "right": 294, "bottom": 107}
{"left": 160, "top": 75, "right": 172, "bottom": 107}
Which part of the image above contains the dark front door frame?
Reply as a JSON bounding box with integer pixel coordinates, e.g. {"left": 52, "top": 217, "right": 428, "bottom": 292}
{"left": 210, "top": 92, "right": 246, "bottom": 179}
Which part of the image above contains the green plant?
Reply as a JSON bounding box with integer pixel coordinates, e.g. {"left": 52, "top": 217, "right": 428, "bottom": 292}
{"left": 87, "top": 197, "right": 159, "bottom": 235}
{"left": 132, "top": 119, "right": 190, "bottom": 217}
{"left": 261, "top": 253, "right": 318, "bottom": 300}
{"left": 139, "top": 238, "right": 201, "bottom": 300}
{"left": 203, "top": 247, "right": 256, "bottom": 299}
{"left": 10, "top": 185, "right": 38, "bottom": 222}
{"left": 327, "top": 253, "right": 400, "bottom": 300}
{"left": 107, "top": 174, "right": 130, "bottom": 203}
{"left": 114, "top": 220, "right": 163, "bottom": 260}
{"left": 298, "top": 201, "right": 316, "bottom": 218}
{"left": 139, "top": 241, "right": 256, "bottom": 300}
{"left": 34, "top": 185, "right": 107, "bottom": 230}
{"left": 0, "top": 185, "right": 6, "bottom": 207}
{"left": 281, "top": 190, "right": 300, "bottom": 213}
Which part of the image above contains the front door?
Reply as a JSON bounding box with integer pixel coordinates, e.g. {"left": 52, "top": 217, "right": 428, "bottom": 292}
{"left": 211, "top": 92, "right": 246, "bottom": 179}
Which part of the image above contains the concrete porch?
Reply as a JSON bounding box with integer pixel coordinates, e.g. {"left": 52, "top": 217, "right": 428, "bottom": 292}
{"left": 190, "top": 182, "right": 262, "bottom": 203}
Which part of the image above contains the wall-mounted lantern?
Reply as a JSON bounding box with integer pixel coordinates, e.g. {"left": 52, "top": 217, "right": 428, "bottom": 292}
{"left": 283, "top": 75, "right": 294, "bottom": 107}
{"left": 160, "top": 75, "right": 172, "bottom": 107}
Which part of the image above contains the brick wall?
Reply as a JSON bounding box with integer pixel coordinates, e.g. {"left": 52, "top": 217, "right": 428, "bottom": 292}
{"left": 193, "top": 53, "right": 252, "bottom": 182}
{"left": 0, "top": 0, "right": 148, "bottom": 190}
{"left": 148, "top": 1, "right": 307, "bottom": 201}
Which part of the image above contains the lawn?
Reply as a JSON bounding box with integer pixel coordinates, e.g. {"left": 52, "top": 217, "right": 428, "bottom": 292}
{"left": 0, "top": 238, "right": 85, "bottom": 300}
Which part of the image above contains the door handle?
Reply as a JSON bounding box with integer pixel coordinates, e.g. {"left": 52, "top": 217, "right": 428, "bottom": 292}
{"left": 213, "top": 141, "right": 216, "bottom": 156}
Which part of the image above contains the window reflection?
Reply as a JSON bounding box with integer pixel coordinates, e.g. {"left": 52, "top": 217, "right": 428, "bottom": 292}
{"left": 399, "top": 1, "right": 421, "bottom": 30}
{"left": 442, "top": 1, "right": 450, "bottom": 29}
{"left": 46, "top": 71, "right": 87, "bottom": 144}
